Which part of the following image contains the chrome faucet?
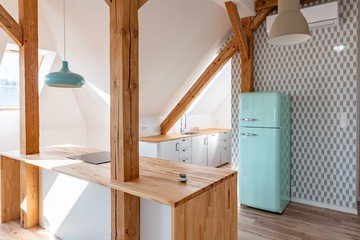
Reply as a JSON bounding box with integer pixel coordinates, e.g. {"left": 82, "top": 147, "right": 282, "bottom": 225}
{"left": 180, "top": 113, "right": 187, "bottom": 133}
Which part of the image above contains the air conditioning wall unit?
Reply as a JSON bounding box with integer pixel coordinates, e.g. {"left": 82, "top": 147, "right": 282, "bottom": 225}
{"left": 266, "top": 1, "right": 339, "bottom": 34}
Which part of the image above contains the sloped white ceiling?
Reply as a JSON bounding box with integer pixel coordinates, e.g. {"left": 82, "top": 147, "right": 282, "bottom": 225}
{"left": 139, "top": 0, "right": 232, "bottom": 116}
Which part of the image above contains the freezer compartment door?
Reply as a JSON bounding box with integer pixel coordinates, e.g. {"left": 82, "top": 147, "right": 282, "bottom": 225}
{"left": 240, "top": 92, "right": 282, "bottom": 128}
{"left": 239, "top": 127, "right": 282, "bottom": 213}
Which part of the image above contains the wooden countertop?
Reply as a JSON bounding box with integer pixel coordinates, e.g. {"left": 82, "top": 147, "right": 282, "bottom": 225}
{"left": 1, "top": 145, "right": 236, "bottom": 208}
{"left": 139, "top": 128, "right": 231, "bottom": 143}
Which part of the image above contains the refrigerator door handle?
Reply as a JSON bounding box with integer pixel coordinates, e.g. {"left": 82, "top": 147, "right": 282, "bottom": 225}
{"left": 241, "top": 118, "right": 257, "bottom": 122}
{"left": 240, "top": 133, "right": 257, "bottom": 136}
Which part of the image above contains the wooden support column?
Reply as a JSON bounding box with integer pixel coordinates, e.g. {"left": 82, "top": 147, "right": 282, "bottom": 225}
{"left": 109, "top": 0, "right": 140, "bottom": 239}
{"left": 0, "top": 156, "right": 20, "bottom": 223}
{"left": 18, "top": 0, "right": 39, "bottom": 155}
{"left": 240, "top": 17, "right": 254, "bottom": 93}
{"left": 18, "top": 0, "right": 40, "bottom": 229}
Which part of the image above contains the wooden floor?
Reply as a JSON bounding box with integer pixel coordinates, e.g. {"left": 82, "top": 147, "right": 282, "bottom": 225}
{"left": 0, "top": 221, "right": 59, "bottom": 240}
{"left": 239, "top": 202, "right": 360, "bottom": 240}
{"left": 1, "top": 202, "right": 359, "bottom": 240}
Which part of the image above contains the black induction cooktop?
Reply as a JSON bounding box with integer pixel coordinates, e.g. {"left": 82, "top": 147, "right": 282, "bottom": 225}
{"left": 67, "top": 151, "right": 110, "bottom": 165}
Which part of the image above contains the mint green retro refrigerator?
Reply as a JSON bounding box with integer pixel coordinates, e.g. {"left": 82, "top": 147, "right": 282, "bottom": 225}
{"left": 239, "top": 91, "right": 290, "bottom": 213}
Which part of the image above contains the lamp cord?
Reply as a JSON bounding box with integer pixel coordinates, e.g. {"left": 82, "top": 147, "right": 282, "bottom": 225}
{"left": 63, "top": 0, "right": 66, "bottom": 61}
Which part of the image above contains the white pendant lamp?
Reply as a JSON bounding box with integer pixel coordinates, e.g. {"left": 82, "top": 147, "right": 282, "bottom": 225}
{"left": 44, "top": 0, "right": 85, "bottom": 88}
{"left": 269, "top": 0, "right": 310, "bottom": 45}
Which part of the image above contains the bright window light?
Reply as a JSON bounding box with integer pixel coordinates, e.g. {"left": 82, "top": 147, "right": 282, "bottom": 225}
{"left": 0, "top": 43, "right": 56, "bottom": 111}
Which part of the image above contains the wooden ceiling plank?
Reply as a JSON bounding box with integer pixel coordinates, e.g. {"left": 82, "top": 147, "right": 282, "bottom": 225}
{"left": 0, "top": 4, "right": 23, "bottom": 46}
{"left": 250, "top": 8, "right": 274, "bottom": 31}
{"left": 255, "top": 0, "right": 320, "bottom": 12}
{"left": 225, "top": 1, "right": 249, "bottom": 60}
{"left": 160, "top": 37, "right": 238, "bottom": 135}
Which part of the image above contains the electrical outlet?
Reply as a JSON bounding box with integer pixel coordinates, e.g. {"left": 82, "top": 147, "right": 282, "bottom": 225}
{"left": 142, "top": 125, "right": 149, "bottom": 131}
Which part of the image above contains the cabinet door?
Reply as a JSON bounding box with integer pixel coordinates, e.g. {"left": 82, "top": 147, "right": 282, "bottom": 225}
{"left": 220, "top": 146, "right": 231, "bottom": 165}
{"left": 158, "top": 140, "right": 180, "bottom": 162}
{"left": 208, "top": 133, "right": 220, "bottom": 167}
{"left": 191, "top": 135, "right": 208, "bottom": 166}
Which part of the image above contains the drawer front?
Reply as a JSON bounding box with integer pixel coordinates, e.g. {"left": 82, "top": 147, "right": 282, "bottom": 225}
{"left": 220, "top": 138, "right": 231, "bottom": 147}
{"left": 180, "top": 147, "right": 192, "bottom": 159}
{"left": 180, "top": 157, "right": 192, "bottom": 164}
{"left": 220, "top": 146, "right": 231, "bottom": 165}
{"left": 179, "top": 138, "right": 191, "bottom": 148}
{"left": 219, "top": 130, "right": 232, "bottom": 140}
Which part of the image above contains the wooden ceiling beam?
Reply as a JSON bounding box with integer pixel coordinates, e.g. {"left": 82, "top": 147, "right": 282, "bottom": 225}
{"left": 250, "top": 8, "right": 274, "bottom": 31}
{"left": 225, "top": 1, "right": 248, "bottom": 60}
{"left": 255, "top": 0, "right": 319, "bottom": 12}
{"left": 240, "top": 17, "right": 254, "bottom": 93}
{"left": 0, "top": 4, "right": 23, "bottom": 46}
{"left": 160, "top": 37, "right": 238, "bottom": 135}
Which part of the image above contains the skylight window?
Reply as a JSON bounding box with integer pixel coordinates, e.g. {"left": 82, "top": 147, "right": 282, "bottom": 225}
{"left": 0, "top": 43, "right": 56, "bottom": 110}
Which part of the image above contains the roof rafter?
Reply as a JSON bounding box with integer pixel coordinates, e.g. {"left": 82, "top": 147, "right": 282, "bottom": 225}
{"left": 160, "top": 37, "right": 238, "bottom": 135}
{"left": 225, "top": 1, "right": 249, "bottom": 60}
{"left": 104, "top": 0, "right": 148, "bottom": 9}
{"left": 0, "top": 4, "right": 23, "bottom": 46}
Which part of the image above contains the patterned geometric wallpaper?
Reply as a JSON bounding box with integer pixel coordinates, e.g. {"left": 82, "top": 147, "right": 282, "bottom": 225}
{"left": 231, "top": 0, "right": 358, "bottom": 211}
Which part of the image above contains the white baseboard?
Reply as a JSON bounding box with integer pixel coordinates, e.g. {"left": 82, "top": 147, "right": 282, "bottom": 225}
{"left": 291, "top": 197, "right": 358, "bottom": 215}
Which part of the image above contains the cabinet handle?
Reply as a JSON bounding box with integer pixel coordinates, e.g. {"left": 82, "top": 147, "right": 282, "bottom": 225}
{"left": 240, "top": 133, "right": 257, "bottom": 136}
{"left": 241, "top": 118, "right": 257, "bottom": 121}
{"left": 204, "top": 138, "right": 208, "bottom": 145}
{"left": 176, "top": 143, "right": 180, "bottom": 151}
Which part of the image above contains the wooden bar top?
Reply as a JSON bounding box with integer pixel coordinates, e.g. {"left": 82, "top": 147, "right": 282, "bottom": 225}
{"left": 1, "top": 145, "right": 236, "bottom": 207}
{"left": 139, "top": 128, "right": 231, "bottom": 142}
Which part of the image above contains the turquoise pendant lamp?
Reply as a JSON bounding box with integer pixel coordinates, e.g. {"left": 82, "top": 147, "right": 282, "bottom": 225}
{"left": 44, "top": 0, "right": 85, "bottom": 88}
{"left": 44, "top": 61, "right": 84, "bottom": 88}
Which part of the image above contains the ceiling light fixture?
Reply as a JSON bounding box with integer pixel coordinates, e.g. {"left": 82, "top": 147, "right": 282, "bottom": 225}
{"left": 44, "top": 0, "right": 85, "bottom": 88}
{"left": 268, "top": 0, "right": 311, "bottom": 46}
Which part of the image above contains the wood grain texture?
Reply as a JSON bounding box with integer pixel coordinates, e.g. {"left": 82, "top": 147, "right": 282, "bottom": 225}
{"left": 255, "top": 0, "right": 320, "bottom": 11}
{"left": 139, "top": 128, "right": 230, "bottom": 142}
{"left": 1, "top": 145, "right": 236, "bottom": 207}
{"left": 239, "top": 202, "right": 360, "bottom": 239}
{"left": 0, "top": 220, "right": 59, "bottom": 240}
{"left": 240, "top": 17, "right": 254, "bottom": 93}
{"left": 19, "top": 162, "right": 39, "bottom": 229}
{"left": 251, "top": 8, "right": 274, "bottom": 31}
{"left": 110, "top": 0, "right": 140, "bottom": 238}
{"left": 0, "top": 4, "right": 23, "bottom": 46}
{"left": 110, "top": 0, "right": 139, "bottom": 183}
{"left": 18, "top": 0, "right": 39, "bottom": 155}
{"left": 112, "top": 191, "right": 140, "bottom": 240}
{"left": 160, "top": 37, "right": 238, "bottom": 135}
{"left": 0, "top": 156, "right": 20, "bottom": 223}
{"left": 173, "top": 174, "right": 237, "bottom": 240}
{"left": 225, "top": 1, "right": 248, "bottom": 60}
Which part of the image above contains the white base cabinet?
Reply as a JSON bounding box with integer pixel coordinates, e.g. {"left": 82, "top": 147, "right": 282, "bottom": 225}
{"left": 140, "top": 130, "right": 232, "bottom": 168}
{"left": 191, "top": 135, "right": 208, "bottom": 166}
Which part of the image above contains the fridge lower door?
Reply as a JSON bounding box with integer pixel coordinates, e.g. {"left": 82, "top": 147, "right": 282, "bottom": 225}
{"left": 239, "top": 127, "right": 285, "bottom": 213}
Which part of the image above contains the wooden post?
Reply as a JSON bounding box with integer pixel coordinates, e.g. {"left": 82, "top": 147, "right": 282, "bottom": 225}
{"left": 18, "top": 0, "right": 40, "bottom": 229}
{"left": 18, "top": 0, "right": 39, "bottom": 155}
{"left": 240, "top": 17, "right": 254, "bottom": 93}
{"left": 109, "top": 0, "right": 140, "bottom": 239}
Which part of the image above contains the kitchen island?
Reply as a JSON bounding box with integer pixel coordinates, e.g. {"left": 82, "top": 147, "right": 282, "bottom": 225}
{"left": 0, "top": 145, "right": 237, "bottom": 239}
